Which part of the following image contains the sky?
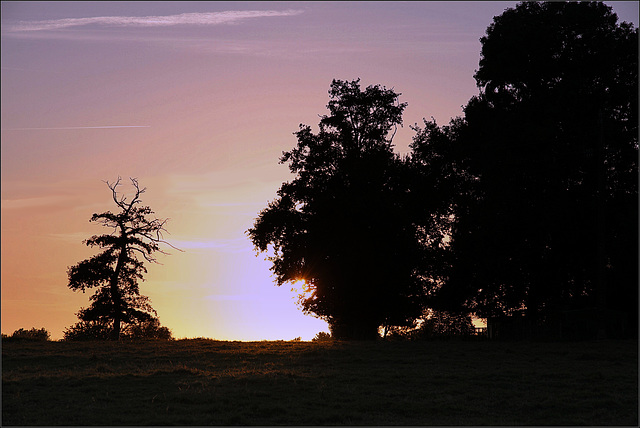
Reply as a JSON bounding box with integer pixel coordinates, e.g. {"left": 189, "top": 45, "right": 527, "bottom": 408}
{"left": 2, "top": 1, "right": 638, "bottom": 341}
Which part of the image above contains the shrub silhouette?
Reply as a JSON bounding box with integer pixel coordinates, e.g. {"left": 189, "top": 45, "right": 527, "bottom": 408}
{"left": 63, "top": 320, "right": 111, "bottom": 341}
{"left": 64, "top": 318, "right": 172, "bottom": 341}
{"left": 312, "top": 332, "right": 332, "bottom": 342}
{"left": 5, "top": 327, "right": 50, "bottom": 342}
{"left": 127, "top": 318, "right": 173, "bottom": 340}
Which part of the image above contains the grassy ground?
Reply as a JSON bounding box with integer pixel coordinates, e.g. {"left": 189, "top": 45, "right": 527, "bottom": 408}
{"left": 2, "top": 338, "right": 637, "bottom": 425}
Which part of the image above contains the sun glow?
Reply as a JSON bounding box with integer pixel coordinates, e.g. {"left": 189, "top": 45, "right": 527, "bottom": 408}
{"left": 290, "top": 279, "right": 314, "bottom": 303}
{"left": 4, "top": 1, "right": 636, "bottom": 344}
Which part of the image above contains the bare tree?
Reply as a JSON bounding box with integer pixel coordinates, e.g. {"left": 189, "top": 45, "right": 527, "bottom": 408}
{"left": 67, "top": 177, "right": 178, "bottom": 340}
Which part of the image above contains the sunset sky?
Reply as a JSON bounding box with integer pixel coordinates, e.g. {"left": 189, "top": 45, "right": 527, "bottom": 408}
{"left": 2, "top": 1, "right": 638, "bottom": 341}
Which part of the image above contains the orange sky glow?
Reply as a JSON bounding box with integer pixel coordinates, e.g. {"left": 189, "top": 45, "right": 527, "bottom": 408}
{"left": 2, "top": 1, "right": 637, "bottom": 340}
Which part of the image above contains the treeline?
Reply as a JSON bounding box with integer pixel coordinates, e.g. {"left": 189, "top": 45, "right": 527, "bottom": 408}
{"left": 2, "top": 321, "right": 173, "bottom": 342}
{"left": 249, "top": 2, "right": 638, "bottom": 340}
{"left": 2, "top": 328, "right": 51, "bottom": 342}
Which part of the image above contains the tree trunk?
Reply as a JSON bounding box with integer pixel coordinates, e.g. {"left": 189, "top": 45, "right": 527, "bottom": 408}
{"left": 525, "top": 283, "right": 539, "bottom": 339}
{"left": 109, "top": 241, "right": 127, "bottom": 341}
{"left": 330, "top": 319, "right": 379, "bottom": 340}
{"left": 595, "top": 109, "right": 607, "bottom": 339}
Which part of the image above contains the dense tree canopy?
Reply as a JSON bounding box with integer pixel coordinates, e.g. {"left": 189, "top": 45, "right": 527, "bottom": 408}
{"left": 67, "top": 178, "right": 175, "bottom": 340}
{"left": 248, "top": 79, "right": 447, "bottom": 340}
{"left": 417, "top": 1, "right": 638, "bottom": 335}
{"left": 249, "top": 2, "right": 637, "bottom": 340}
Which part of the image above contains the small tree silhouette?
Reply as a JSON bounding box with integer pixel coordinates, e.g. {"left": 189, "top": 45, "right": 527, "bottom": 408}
{"left": 66, "top": 177, "right": 177, "bottom": 340}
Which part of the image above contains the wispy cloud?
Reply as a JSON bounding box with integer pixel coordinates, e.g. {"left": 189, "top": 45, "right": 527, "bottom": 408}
{"left": 2, "top": 195, "right": 65, "bottom": 210}
{"left": 5, "top": 10, "right": 304, "bottom": 32}
{"left": 2, "top": 125, "right": 150, "bottom": 131}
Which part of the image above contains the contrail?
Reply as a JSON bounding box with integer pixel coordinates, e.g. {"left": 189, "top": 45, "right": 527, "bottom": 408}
{"left": 2, "top": 125, "right": 151, "bottom": 130}
{"left": 6, "top": 10, "right": 305, "bottom": 32}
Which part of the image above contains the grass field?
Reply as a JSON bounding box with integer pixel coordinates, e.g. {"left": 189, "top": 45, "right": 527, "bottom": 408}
{"left": 2, "top": 338, "right": 637, "bottom": 425}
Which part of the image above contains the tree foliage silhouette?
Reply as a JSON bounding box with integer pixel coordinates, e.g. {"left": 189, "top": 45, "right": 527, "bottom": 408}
{"left": 248, "top": 79, "right": 442, "bottom": 340}
{"left": 6, "top": 327, "right": 50, "bottom": 342}
{"left": 415, "top": 2, "right": 638, "bottom": 334}
{"left": 63, "top": 318, "right": 172, "bottom": 341}
{"left": 408, "top": 117, "right": 476, "bottom": 314}
{"left": 67, "top": 178, "right": 175, "bottom": 340}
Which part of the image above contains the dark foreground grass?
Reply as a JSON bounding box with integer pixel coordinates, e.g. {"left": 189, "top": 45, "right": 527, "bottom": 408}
{"left": 2, "top": 338, "right": 637, "bottom": 425}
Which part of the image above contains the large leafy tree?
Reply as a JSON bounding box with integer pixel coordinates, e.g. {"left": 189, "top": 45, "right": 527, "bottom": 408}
{"left": 67, "top": 178, "right": 175, "bottom": 340}
{"left": 248, "top": 79, "right": 442, "bottom": 340}
{"left": 420, "top": 2, "right": 638, "bottom": 334}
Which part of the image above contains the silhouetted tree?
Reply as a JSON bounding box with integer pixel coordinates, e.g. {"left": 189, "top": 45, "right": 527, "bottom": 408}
{"left": 417, "top": 2, "right": 638, "bottom": 335}
{"left": 67, "top": 177, "right": 176, "bottom": 340}
{"left": 248, "top": 79, "right": 441, "bottom": 340}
